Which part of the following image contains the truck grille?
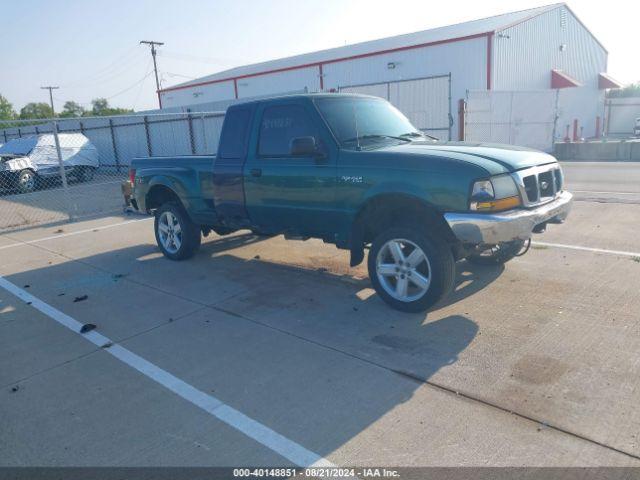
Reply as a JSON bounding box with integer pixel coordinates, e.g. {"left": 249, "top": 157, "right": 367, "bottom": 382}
{"left": 514, "top": 165, "right": 563, "bottom": 207}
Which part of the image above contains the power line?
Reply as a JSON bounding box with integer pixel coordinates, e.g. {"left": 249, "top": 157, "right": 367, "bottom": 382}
{"left": 133, "top": 60, "right": 154, "bottom": 111}
{"left": 59, "top": 46, "right": 144, "bottom": 88}
{"left": 52, "top": 66, "right": 154, "bottom": 111}
{"left": 163, "top": 72, "right": 198, "bottom": 80}
{"left": 66, "top": 52, "right": 148, "bottom": 90}
{"left": 105, "top": 69, "right": 154, "bottom": 101}
{"left": 157, "top": 50, "right": 245, "bottom": 66}
{"left": 140, "top": 40, "right": 164, "bottom": 108}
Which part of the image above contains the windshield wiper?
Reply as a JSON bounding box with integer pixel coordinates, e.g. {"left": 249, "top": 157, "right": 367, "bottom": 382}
{"left": 401, "top": 131, "right": 439, "bottom": 141}
{"left": 344, "top": 134, "right": 412, "bottom": 144}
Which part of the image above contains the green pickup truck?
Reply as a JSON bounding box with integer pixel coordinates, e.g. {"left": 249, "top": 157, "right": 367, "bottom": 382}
{"left": 129, "top": 93, "right": 572, "bottom": 312}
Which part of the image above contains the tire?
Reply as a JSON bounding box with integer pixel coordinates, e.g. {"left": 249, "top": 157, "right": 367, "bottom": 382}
{"left": 466, "top": 239, "right": 526, "bottom": 266}
{"left": 17, "top": 169, "right": 37, "bottom": 193}
{"left": 368, "top": 226, "right": 455, "bottom": 313}
{"left": 76, "top": 166, "right": 95, "bottom": 183}
{"left": 154, "top": 202, "right": 201, "bottom": 260}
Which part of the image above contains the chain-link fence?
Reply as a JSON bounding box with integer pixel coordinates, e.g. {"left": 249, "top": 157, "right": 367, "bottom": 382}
{"left": 0, "top": 112, "right": 225, "bottom": 232}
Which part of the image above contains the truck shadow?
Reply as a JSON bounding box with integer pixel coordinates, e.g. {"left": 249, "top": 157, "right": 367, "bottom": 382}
{"left": 194, "top": 231, "right": 505, "bottom": 312}
{"left": 3, "top": 231, "right": 497, "bottom": 464}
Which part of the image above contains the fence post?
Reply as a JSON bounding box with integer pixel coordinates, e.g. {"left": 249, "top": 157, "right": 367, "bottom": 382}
{"left": 201, "top": 113, "right": 208, "bottom": 154}
{"left": 143, "top": 116, "right": 153, "bottom": 157}
{"left": 17, "top": 128, "right": 22, "bottom": 138}
{"left": 186, "top": 109, "right": 196, "bottom": 154}
{"left": 109, "top": 119, "right": 121, "bottom": 172}
{"left": 52, "top": 121, "right": 75, "bottom": 222}
{"left": 458, "top": 99, "right": 466, "bottom": 141}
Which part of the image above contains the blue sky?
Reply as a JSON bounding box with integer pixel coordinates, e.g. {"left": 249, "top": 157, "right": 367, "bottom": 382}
{"left": 1, "top": 0, "right": 638, "bottom": 112}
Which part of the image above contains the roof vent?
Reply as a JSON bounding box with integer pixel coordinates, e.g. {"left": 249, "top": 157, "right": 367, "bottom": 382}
{"left": 560, "top": 8, "right": 567, "bottom": 28}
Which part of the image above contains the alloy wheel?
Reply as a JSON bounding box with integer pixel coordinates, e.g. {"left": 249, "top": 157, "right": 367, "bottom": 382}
{"left": 376, "top": 238, "right": 432, "bottom": 302}
{"left": 157, "top": 211, "right": 183, "bottom": 254}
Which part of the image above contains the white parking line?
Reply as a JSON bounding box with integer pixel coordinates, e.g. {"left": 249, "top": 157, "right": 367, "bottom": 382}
{"left": 0, "top": 276, "right": 332, "bottom": 468}
{"left": 532, "top": 241, "right": 640, "bottom": 258}
{"left": 572, "top": 190, "right": 639, "bottom": 195}
{"left": 0, "top": 217, "right": 153, "bottom": 251}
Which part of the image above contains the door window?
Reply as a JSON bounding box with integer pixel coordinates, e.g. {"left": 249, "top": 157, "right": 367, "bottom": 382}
{"left": 258, "top": 105, "right": 316, "bottom": 157}
{"left": 219, "top": 107, "right": 252, "bottom": 159}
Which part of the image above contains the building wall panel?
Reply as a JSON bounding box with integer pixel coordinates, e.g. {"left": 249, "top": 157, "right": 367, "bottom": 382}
{"left": 493, "top": 5, "right": 607, "bottom": 138}
{"left": 161, "top": 80, "right": 235, "bottom": 109}
{"left": 324, "top": 37, "right": 487, "bottom": 136}
{"left": 236, "top": 66, "right": 320, "bottom": 98}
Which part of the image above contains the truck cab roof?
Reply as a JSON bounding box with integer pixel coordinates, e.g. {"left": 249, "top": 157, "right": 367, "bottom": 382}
{"left": 227, "top": 93, "right": 380, "bottom": 110}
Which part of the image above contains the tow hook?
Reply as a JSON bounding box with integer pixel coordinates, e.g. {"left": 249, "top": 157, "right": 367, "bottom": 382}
{"left": 533, "top": 222, "right": 547, "bottom": 234}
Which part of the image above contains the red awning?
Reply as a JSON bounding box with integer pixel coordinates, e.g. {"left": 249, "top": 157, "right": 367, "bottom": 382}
{"left": 551, "top": 69, "right": 582, "bottom": 89}
{"left": 598, "top": 73, "right": 623, "bottom": 89}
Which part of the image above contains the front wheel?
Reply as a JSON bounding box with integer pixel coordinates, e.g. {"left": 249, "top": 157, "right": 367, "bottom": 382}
{"left": 17, "top": 169, "right": 37, "bottom": 193}
{"left": 154, "top": 202, "right": 201, "bottom": 260}
{"left": 368, "top": 226, "right": 455, "bottom": 313}
{"left": 466, "top": 239, "right": 526, "bottom": 266}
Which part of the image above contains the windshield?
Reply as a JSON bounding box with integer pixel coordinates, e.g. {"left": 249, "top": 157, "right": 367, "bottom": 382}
{"left": 315, "top": 96, "right": 425, "bottom": 150}
{"left": 0, "top": 137, "right": 37, "bottom": 157}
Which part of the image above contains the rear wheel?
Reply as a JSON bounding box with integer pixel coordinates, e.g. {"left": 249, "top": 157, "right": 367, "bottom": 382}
{"left": 466, "top": 239, "right": 526, "bottom": 266}
{"left": 17, "top": 169, "right": 37, "bottom": 193}
{"left": 154, "top": 202, "right": 201, "bottom": 260}
{"left": 368, "top": 226, "right": 455, "bottom": 313}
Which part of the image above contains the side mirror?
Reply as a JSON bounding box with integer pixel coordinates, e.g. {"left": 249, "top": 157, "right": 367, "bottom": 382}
{"left": 290, "top": 136, "right": 319, "bottom": 156}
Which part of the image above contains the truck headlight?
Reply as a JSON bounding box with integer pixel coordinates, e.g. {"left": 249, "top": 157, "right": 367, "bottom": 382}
{"left": 470, "top": 175, "right": 521, "bottom": 212}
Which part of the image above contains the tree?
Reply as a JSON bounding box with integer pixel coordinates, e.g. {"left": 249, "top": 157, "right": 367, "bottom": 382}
{"left": 19, "top": 102, "right": 53, "bottom": 120}
{"left": 59, "top": 101, "right": 86, "bottom": 118}
{"left": 0, "top": 94, "right": 16, "bottom": 120}
{"left": 90, "top": 98, "right": 132, "bottom": 116}
{"left": 607, "top": 82, "right": 640, "bottom": 98}
{"left": 91, "top": 98, "right": 109, "bottom": 115}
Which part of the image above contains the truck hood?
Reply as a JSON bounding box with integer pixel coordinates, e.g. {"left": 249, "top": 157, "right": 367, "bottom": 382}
{"left": 380, "top": 141, "right": 558, "bottom": 175}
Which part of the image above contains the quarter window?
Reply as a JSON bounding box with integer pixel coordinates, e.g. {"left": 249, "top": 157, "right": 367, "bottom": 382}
{"left": 258, "top": 105, "right": 316, "bottom": 157}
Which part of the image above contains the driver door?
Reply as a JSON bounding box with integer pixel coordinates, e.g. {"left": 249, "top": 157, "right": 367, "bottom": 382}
{"left": 244, "top": 101, "right": 337, "bottom": 237}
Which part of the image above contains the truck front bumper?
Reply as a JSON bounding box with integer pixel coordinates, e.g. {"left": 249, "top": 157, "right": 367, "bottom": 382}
{"left": 444, "top": 191, "right": 573, "bottom": 245}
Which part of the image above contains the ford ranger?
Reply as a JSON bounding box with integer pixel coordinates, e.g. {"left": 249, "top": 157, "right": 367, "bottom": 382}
{"left": 128, "top": 94, "right": 572, "bottom": 312}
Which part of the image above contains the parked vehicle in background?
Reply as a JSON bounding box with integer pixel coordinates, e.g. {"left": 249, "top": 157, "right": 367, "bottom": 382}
{"left": 128, "top": 94, "right": 573, "bottom": 312}
{"left": 0, "top": 133, "right": 99, "bottom": 193}
{"left": 634, "top": 117, "right": 640, "bottom": 137}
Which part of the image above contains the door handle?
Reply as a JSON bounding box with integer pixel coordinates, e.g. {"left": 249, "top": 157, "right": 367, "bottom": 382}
{"left": 250, "top": 168, "right": 262, "bottom": 177}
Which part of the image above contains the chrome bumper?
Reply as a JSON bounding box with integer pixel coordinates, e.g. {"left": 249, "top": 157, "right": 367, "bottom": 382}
{"left": 444, "top": 191, "right": 573, "bottom": 245}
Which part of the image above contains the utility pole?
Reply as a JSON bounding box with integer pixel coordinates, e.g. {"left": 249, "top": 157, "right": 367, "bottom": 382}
{"left": 41, "top": 86, "right": 59, "bottom": 116}
{"left": 140, "top": 40, "right": 164, "bottom": 109}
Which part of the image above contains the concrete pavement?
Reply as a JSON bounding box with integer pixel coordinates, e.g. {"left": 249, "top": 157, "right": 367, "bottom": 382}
{"left": 1, "top": 163, "right": 640, "bottom": 468}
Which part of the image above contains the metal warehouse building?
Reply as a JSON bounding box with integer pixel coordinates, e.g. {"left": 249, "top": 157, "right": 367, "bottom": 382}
{"left": 159, "top": 3, "right": 620, "bottom": 151}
